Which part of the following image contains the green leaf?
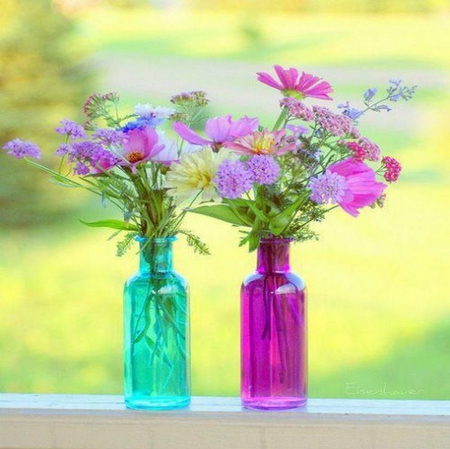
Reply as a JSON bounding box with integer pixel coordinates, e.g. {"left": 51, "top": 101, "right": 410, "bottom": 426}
{"left": 178, "top": 229, "right": 211, "bottom": 255}
{"left": 248, "top": 232, "right": 260, "bottom": 252}
{"left": 268, "top": 222, "right": 285, "bottom": 236}
{"left": 79, "top": 219, "right": 139, "bottom": 231}
{"left": 116, "top": 232, "right": 137, "bottom": 257}
{"left": 189, "top": 205, "right": 248, "bottom": 226}
{"left": 246, "top": 201, "right": 268, "bottom": 223}
{"left": 271, "top": 192, "right": 309, "bottom": 225}
{"left": 228, "top": 198, "right": 249, "bottom": 208}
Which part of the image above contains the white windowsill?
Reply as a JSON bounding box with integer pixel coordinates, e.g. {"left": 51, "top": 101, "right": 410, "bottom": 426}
{"left": 0, "top": 394, "right": 449, "bottom": 449}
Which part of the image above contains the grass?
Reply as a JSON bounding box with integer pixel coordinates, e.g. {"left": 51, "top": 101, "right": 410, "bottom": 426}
{"left": 1, "top": 181, "right": 449, "bottom": 398}
{"left": 0, "top": 7, "right": 449, "bottom": 398}
{"left": 80, "top": 9, "right": 450, "bottom": 69}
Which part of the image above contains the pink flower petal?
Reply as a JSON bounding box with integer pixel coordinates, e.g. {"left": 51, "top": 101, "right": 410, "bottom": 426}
{"left": 274, "top": 65, "right": 299, "bottom": 90}
{"left": 173, "top": 122, "right": 210, "bottom": 146}
{"left": 229, "top": 116, "right": 259, "bottom": 139}
{"left": 328, "top": 157, "right": 386, "bottom": 216}
{"left": 204, "top": 115, "right": 233, "bottom": 142}
{"left": 297, "top": 72, "right": 320, "bottom": 90}
{"left": 256, "top": 72, "right": 283, "bottom": 90}
{"left": 258, "top": 65, "right": 333, "bottom": 100}
{"left": 121, "top": 126, "right": 164, "bottom": 165}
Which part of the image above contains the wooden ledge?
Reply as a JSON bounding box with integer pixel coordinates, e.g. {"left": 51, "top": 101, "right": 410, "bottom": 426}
{"left": 0, "top": 395, "right": 449, "bottom": 449}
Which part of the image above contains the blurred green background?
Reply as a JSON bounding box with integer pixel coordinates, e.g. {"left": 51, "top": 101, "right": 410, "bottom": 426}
{"left": 1, "top": 0, "right": 449, "bottom": 399}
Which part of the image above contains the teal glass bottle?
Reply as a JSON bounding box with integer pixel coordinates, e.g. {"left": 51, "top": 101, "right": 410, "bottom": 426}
{"left": 124, "top": 237, "right": 190, "bottom": 410}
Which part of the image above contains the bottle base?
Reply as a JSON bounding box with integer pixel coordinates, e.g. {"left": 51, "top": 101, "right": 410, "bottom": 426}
{"left": 242, "top": 396, "right": 307, "bottom": 410}
{"left": 125, "top": 396, "right": 190, "bottom": 411}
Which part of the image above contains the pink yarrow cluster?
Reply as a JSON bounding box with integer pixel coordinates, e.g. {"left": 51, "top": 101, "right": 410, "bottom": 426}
{"left": 346, "top": 142, "right": 366, "bottom": 162}
{"left": 382, "top": 156, "right": 402, "bottom": 182}
{"left": 313, "top": 106, "right": 359, "bottom": 138}
{"left": 280, "top": 98, "right": 315, "bottom": 121}
{"left": 358, "top": 137, "right": 381, "bottom": 162}
{"left": 345, "top": 138, "right": 381, "bottom": 163}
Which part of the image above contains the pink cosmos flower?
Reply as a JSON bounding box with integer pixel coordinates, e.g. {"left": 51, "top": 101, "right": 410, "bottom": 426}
{"left": 328, "top": 158, "right": 387, "bottom": 217}
{"left": 225, "top": 129, "right": 296, "bottom": 156}
{"left": 119, "top": 126, "right": 165, "bottom": 169}
{"left": 173, "top": 115, "right": 258, "bottom": 151}
{"left": 257, "top": 65, "right": 333, "bottom": 101}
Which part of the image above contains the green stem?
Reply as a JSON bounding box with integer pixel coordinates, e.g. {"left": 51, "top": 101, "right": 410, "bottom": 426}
{"left": 171, "top": 189, "right": 203, "bottom": 232}
{"left": 272, "top": 107, "right": 289, "bottom": 131}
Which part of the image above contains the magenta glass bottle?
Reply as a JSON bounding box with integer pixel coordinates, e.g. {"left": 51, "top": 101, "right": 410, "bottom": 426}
{"left": 241, "top": 238, "right": 307, "bottom": 410}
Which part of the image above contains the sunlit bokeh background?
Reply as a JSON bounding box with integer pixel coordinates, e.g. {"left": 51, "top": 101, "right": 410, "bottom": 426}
{"left": 1, "top": 0, "right": 449, "bottom": 400}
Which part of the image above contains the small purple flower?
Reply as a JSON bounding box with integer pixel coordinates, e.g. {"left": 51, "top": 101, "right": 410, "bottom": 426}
{"left": 55, "top": 143, "right": 70, "bottom": 156}
{"left": 375, "top": 105, "right": 392, "bottom": 112}
{"left": 2, "top": 139, "right": 41, "bottom": 159}
{"left": 123, "top": 105, "right": 174, "bottom": 129}
{"left": 69, "top": 140, "right": 104, "bottom": 162}
{"left": 55, "top": 119, "right": 86, "bottom": 139}
{"left": 93, "top": 128, "right": 126, "bottom": 146}
{"left": 364, "top": 88, "right": 377, "bottom": 102}
{"left": 246, "top": 155, "right": 280, "bottom": 185}
{"left": 337, "top": 101, "right": 350, "bottom": 110}
{"left": 286, "top": 124, "right": 309, "bottom": 138}
{"left": 90, "top": 148, "right": 121, "bottom": 173}
{"left": 74, "top": 161, "right": 90, "bottom": 175}
{"left": 389, "top": 79, "right": 402, "bottom": 87}
{"left": 387, "top": 80, "right": 417, "bottom": 102}
{"left": 214, "top": 159, "right": 253, "bottom": 199}
{"left": 343, "top": 108, "right": 362, "bottom": 120}
{"left": 121, "top": 118, "right": 158, "bottom": 132}
{"left": 337, "top": 101, "right": 362, "bottom": 120}
{"left": 310, "top": 171, "right": 348, "bottom": 204}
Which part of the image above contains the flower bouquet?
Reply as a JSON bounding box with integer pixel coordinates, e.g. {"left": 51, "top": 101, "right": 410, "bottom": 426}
{"left": 167, "top": 66, "right": 413, "bottom": 251}
{"left": 2, "top": 92, "right": 213, "bottom": 409}
{"left": 166, "top": 65, "right": 415, "bottom": 409}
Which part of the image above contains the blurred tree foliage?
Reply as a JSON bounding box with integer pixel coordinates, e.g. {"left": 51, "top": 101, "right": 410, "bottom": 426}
{"left": 0, "top": 0, "right": 94, "bottom": 227}
{"left": 53, "top": 0, "right": 450, "bottom": 12}
{"left": 189, "top": 0, "right": 448, "bottom": 13}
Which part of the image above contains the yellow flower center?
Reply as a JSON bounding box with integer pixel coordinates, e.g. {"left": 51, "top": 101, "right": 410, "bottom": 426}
{"left": 127, "top": 151, "right": 144, "bottom": 163}
{"left": 253, "top": 134, "right": 276, "bottom": 154}
{"left": 195, "top": 171, "right": 212, "bottom": 188}
{"left": 283, "top": 89, "right": 305, "bottom": 100}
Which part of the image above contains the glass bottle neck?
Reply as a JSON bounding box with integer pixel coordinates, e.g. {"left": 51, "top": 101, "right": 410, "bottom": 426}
{"left": 256, "top": 239, "right": 292, "bottom": 273}
{"left": 138, "top": 237, "right": 175, "bottom": 273}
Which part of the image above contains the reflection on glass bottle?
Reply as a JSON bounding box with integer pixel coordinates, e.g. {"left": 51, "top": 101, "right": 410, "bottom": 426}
{"left": 241, "top": 238, "right": 307, "bottom": 410}
{"left": 124, "top": 237, "right": 190, "bottom": 410}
